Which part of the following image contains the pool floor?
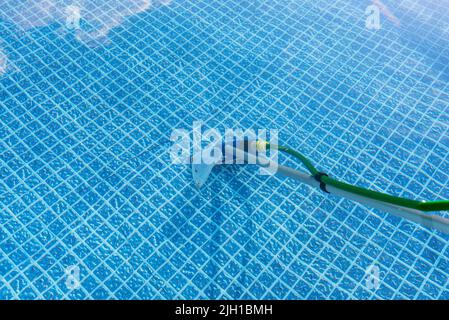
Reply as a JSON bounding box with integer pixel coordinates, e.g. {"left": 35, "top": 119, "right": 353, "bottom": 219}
{"left": 0, "top": 0, "right": 449, "bottom": 299}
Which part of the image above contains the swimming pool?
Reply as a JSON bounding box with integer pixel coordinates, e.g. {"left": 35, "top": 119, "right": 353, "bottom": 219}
{"left": 0, "top": 0, "right": 448, "bottom": 299}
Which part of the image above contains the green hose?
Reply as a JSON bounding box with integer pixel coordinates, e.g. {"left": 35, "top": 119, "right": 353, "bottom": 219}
{"left": 265, "top": 142, "right": 449, "bottom": 212}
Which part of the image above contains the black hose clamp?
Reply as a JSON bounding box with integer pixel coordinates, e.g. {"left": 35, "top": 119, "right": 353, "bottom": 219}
{"left": 314, "top": 172, "right": 330, "bottom": 193}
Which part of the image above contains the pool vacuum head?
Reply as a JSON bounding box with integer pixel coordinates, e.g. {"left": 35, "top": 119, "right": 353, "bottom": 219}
{"left": 192, "top": 138, "right": 257, "bottom": 189}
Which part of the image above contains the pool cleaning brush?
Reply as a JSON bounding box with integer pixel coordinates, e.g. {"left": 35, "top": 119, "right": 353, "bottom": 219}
{"left": 192, "top": 139, "right": 449, "bottom": 234}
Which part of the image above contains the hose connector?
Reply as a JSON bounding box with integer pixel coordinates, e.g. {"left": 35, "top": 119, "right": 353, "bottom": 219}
{"left": 314, "top": 172, "right": 330, "bottom": 194}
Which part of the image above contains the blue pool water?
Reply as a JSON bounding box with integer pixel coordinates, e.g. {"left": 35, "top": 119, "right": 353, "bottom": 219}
{"left": 1, "top": 0, "right": 449, "bottom": 299}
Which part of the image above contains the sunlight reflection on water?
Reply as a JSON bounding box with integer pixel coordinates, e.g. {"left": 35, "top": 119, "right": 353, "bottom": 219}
{"left": 0, "top": 1, "right": 172, "bottom": 75}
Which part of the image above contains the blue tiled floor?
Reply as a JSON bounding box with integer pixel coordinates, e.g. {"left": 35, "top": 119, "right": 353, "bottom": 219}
{"left": 0, "top": 0, "right": 449, "bottom": 299}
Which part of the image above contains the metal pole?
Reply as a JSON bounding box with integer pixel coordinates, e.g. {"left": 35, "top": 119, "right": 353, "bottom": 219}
{"left": 226, "top": 145, "right": 449, "bottom": 234}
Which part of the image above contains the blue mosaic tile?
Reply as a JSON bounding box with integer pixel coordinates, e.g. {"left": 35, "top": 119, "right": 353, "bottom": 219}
{"left": 1, "top": 0, "right": 449, "bottom": 300}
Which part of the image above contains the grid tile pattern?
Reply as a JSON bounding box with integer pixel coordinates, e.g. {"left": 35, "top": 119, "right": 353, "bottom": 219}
{"left": 0, "top": 0, "right": 449, "bottom": 299}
